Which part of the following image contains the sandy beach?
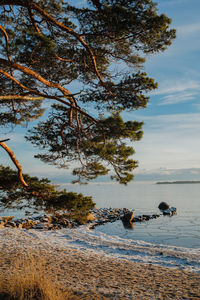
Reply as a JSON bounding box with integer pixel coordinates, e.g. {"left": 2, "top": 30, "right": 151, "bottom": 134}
{"left": 0, "top": 228, "right": 200, "bottom": 299}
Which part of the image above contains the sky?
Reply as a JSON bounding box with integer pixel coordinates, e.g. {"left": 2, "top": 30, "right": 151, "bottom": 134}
{"left": 131, "top": 0, "right": 200, "bottom": 181}
{"left": 1, "top": 0, "right": 200, "bottom": 183}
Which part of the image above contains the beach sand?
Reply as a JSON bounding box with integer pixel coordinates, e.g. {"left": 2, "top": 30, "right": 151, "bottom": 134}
{"left": 0, "top": 228, "right": 200, "bottom": 299}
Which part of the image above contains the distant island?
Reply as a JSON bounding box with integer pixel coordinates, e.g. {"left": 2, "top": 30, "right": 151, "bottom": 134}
{"left": 156, "top": 181, "right": 200, "bottom": 184}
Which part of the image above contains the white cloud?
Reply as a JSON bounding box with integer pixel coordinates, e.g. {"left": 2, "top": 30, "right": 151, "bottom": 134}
{"left": 152, "top": 79, "right": 200, "bottom": 96}
{"left": 135, "top": 167, "right": 200, "bottom": 176}
{"left": 150, "top": 79, "right": 200, "bottom": 105}
{"left": 133, "top": 113, "right": 200, "bottom": 171}
{"left": 134, "top": 167, "right": 200, "bottom": 181}
{"left": 177, "top": 22, "right": 200, "bottom": 36}
{"left": 160, "top": 91, "right": 198, "bottom": 105}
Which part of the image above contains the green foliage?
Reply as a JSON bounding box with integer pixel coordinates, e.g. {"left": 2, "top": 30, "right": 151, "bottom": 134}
{"left": 0, "top": 99, "right": 45, "bottom": 127}
{"left": 26, "top": 107, "right": 143, "bottom": 184}
{"left": 0, "top": 0, "right": 176, "bottom": 184}
{"left": 0, "top": 165, "right": 95, "bottom": 219}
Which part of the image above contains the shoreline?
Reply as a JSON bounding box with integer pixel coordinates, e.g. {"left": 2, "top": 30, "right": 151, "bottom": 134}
{"left": 1, "top": 228, "right": 200, "bottom": 299}
{"left": 0, "top": 207, "right": 168, "bottom": 230}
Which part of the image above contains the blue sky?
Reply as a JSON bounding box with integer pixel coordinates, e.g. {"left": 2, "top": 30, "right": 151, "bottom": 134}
{"left": 1, "top": 0, "right": 200, "bottom": 182}
{"left": 131, "top": 0, "right": 200, "bottom": 181}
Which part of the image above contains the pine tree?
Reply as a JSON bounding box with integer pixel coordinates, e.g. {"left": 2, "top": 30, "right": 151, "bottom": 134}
{"left": 0, "top": 0, "right": 176, "bottom": 184}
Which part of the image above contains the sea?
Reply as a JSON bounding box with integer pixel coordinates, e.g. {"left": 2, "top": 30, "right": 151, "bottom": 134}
{"left": 65, "top": 181, "right": 200, "bottom": 248}
{"left": 1, "top": 181, "right": 200, "bottom": 272}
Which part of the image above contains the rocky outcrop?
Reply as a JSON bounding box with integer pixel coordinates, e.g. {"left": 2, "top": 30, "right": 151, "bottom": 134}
{"left": 88, "top": 208, "right": 126, "bottom": 229}
{"left": 131, "top": 214, "right": 160, "bottom": 223}
{"left": 158, "top": 202, "right": 170, "bottom": 210}
{"left": 88, "top": 209, "right": 163, "bottom": 229}
{"left": 121, "top": 211, "right": 134, "bottom": 222}
{"left": 0, "top": 206, "right": 177, "bottom": 231}
{"left": 0, "top": 214, "right": 78, "bottom": 230}
{"left": 158, "top": 202, "right": 177, "bottom": 216}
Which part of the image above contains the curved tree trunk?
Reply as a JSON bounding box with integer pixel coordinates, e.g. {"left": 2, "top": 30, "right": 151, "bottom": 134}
{"left": 0, "top": 141, "right": 28, "bottom": 187}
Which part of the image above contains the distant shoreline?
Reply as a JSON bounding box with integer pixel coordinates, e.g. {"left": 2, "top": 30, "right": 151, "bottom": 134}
{"left": 156, "top": 181, "right": 200, "bottom": 184}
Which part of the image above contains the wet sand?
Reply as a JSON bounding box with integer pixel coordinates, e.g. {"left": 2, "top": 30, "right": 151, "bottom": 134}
{"left": 0, "top": 228, "right": 200, "bottom": 299}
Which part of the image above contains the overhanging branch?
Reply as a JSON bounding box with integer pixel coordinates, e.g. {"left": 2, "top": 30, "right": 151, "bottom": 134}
{"left": 0, "top": 141, "right": 28, "bottom": 187}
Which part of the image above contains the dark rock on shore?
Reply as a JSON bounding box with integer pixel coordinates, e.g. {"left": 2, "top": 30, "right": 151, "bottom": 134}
{"left": 163, "top": 207, "right": 177, "bottom": 216}
{"left": 158, "top": 202, "right": 170, "bottom": 210}
{"left": 158, "top": 202, "right": 177, "bottom": 216}
{"left": 122, "top": 220, "right": 135, "bottom": 230}
{"left": 121, "top": 211, "right": 134, "bottom": 222}
{"left": 131, "top": 213, "right": 161, "bottom": 223}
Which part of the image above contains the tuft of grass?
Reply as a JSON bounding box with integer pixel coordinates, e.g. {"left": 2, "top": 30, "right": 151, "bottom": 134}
{"left": 0, "top": 252, "right": 79, "bottom": 300}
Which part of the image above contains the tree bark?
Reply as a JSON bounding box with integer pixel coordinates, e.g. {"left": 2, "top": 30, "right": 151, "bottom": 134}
{"left": 0, "top": 141, "right": 28, "bottom": 187}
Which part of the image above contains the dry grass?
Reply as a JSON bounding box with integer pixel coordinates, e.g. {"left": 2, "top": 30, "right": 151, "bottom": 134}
{"left": 0, "top": 252, "right": 79, "bottom": 300}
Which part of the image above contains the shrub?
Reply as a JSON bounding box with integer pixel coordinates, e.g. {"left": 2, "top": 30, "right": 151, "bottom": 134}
{"left": 0, "top": 165, "right": 95, "bottom": 222}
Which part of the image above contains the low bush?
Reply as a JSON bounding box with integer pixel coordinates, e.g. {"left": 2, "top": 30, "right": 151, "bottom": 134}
{"left": 0, "top": 165, "right": 95, "bottom": 223}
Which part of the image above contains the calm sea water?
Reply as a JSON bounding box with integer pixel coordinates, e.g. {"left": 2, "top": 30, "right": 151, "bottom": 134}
{"left": 63, "top": 181, "right": 200, "bottom": 249}
{"left": 1, "top": 182, "right": 200, "bottom": 249}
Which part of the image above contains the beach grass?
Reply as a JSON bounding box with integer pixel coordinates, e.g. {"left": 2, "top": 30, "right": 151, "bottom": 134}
{"left": 0, "top": 252, "right": 79, "bottom": 300}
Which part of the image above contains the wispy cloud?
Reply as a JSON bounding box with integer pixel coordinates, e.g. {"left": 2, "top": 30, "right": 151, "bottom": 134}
{"left": 140, "top": 113, "right": 200, "bottom": 133}
{"left": 177, "top": 22, "right": 200, "bottom": 36}
{"left": 135, "top": 167, "right": 200, "bottom": 176}
{"left": 152, "top": 79, "right": 200, "bottom": 96}
{"left": 150, "top": 79, "right": 200, "bottom": 105}
{"left": 135, "top": 167, "right": 200, "bottom": 181}
{"left": 160, "top": 91, "right": 198, "bottom": 105}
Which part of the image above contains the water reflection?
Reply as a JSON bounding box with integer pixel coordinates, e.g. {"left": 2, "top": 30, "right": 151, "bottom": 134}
{"left": 122, "top": 220, "right": 135, "bottom": 230}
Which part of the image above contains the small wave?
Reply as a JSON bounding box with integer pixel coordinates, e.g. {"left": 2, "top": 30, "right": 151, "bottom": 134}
{"left": 27, "top": 226, "right": 200, "bottom": 273}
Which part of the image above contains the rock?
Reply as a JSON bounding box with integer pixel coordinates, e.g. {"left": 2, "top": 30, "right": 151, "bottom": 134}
{"left": 0, "top": 221, "right": 5, "bottom": 228}
{"left": 33, "top": 224, "right": 45, "bottom": 230}
{"left": 121, "top": 211, "right": 134, "bottom": 222}
{"left": 16, "top": 223, "right": 23, "bottom": 228}
{"left": 0, "top": 207, "right": 167, "bottom": 231}
{"left": 22, "top": 221, "right": 34, "bottom": 229}
{"left": 171, "top": 207, "right": 177, "bottom": 214}
{"left": 48, "top": 224, "right": 54, "bottom": 230}
{"left": 132, "top": 217, "right": 139, "bottom": 222}
{"left": 48, "top": 215, "right": 52, "bottom": 223}
{"left": 163, "top": 209, "right": 171, "bottom": 215}
{"left": 6, "top": 221, "right": 16, "bottom": 227}
{"left": 158, "top": 202, "right": 170, "bottom": 210}
{"left": 152, "top": 214, "right": 160, "bottom": 219}
{"left": 87, "top": 213, "right": 96, "bottom": 222}
{"left": 163, "top": 207, "right": 177, "bottom": 216}
{"left": 41, "top": 217, "right": 48, "bottom": 222}
{"left": 60, "top": 220, "right": 69, "bottom": 227}
{"left": 142, "top": 215, "right": 151, "bottom": 221}
{"left": 123, "top": 208, "right": 129, "bottom": 213}
{"left": 122, "top": 220, "right": 135, "bottom": 230}
{"left": 0, "top": 216, "right": 14, "bottom": 223}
